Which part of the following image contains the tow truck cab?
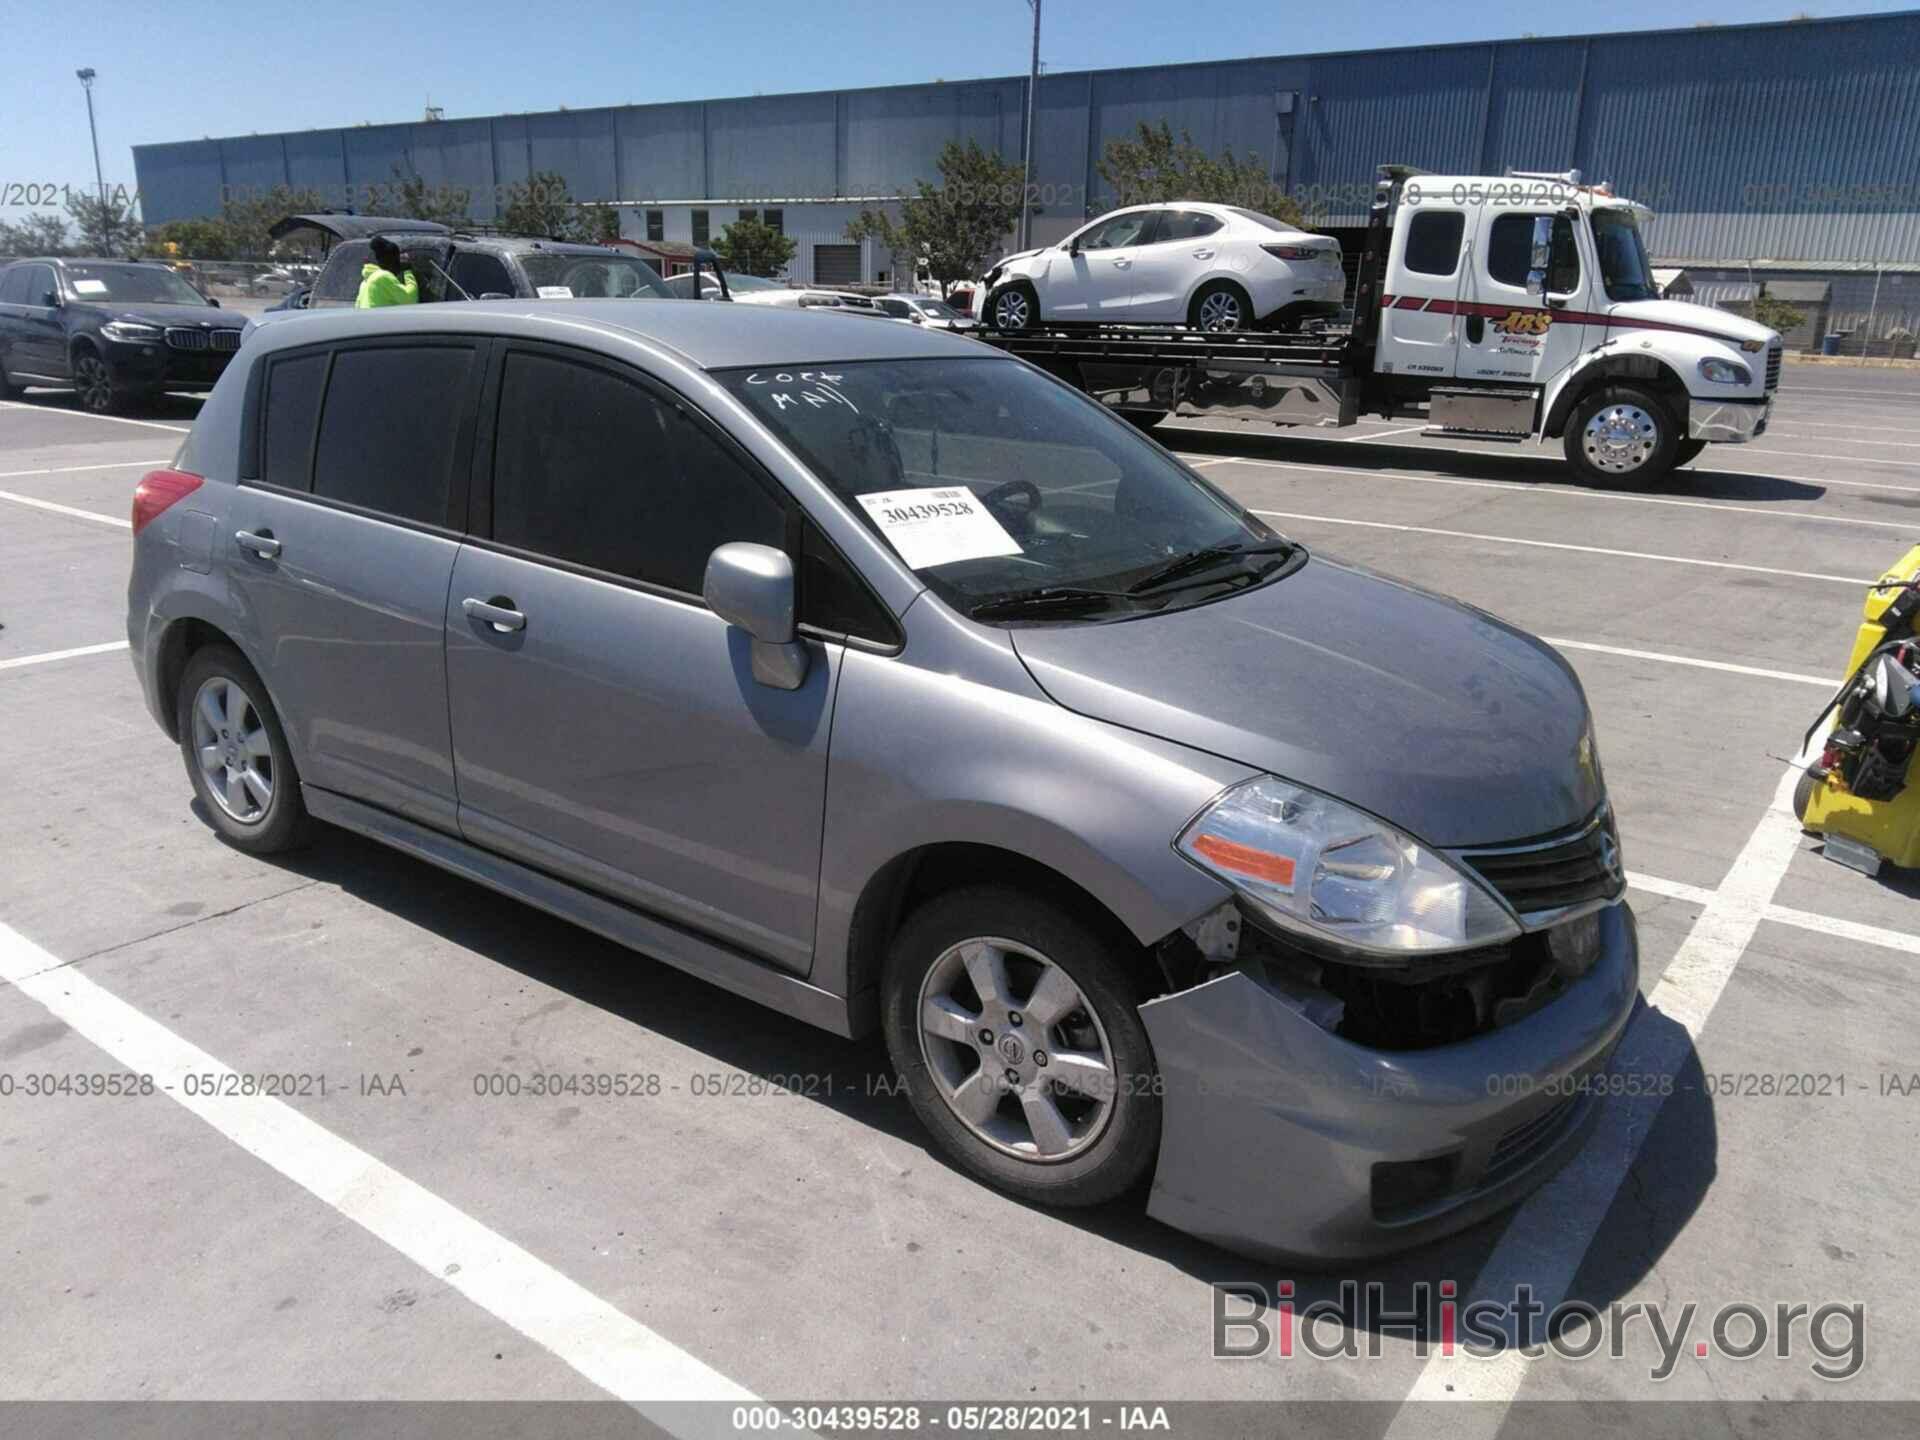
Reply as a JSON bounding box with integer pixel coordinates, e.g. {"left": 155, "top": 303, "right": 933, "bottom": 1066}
{"left": 1361, "top": 168, "right": 1781, "bottom": 479}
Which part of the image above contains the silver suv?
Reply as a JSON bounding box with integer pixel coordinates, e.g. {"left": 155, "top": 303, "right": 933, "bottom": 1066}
{"left": 128, "top": 301, "right": 1637, "bottom": 1261}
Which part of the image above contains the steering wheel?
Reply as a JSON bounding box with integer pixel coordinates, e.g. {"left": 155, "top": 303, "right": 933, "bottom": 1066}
{"left": 978, "top": 478, "right": 1042, "bottom": 528}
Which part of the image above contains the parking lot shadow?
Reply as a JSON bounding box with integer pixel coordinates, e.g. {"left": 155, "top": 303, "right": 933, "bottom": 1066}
{"left": 246, "top": 817, "right": 1713, "bottom": 1325}
{"left": 1168, "top": 429, "right": 1829, "bottom": 505}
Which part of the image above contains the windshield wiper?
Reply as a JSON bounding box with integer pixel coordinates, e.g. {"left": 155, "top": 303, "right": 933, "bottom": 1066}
{"left": 1125, "top": 539, "right": 1295, "bottom": 595}
{"left": 968, "top": 586, "right": 1141, "bottom": 621}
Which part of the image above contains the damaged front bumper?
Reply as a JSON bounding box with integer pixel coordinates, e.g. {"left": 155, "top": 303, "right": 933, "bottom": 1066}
{"left": 1139, "top": 901, "right": 1638, "bottom": 1263}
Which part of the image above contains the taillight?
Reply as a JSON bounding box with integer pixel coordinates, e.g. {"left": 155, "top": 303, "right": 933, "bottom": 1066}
{"left": 131, "top": 468, "right": 203, "bottom": 536}
{"left": 1260, "top": 243, "right": 1326, "bottom": 262}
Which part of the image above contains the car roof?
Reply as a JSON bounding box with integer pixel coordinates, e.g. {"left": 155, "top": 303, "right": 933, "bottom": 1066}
{"left": 244, "top": 297, "right": 993, "bottom": 371}
{"left": 454, "top": 235, "right": 626, "bottom": 257}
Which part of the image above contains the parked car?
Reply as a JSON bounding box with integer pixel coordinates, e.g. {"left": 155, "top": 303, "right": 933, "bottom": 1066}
{"left": 128, "top": 300, "right": 1635, "bottom": 1261}
{"left": 980, "top": 202, "right": 1345, "bottom": 333}
{"left": 0, "top": 257, "right": 246, "bottom": 412}
{"left": 874, "top": 293, "right": 977, "bottom": 332}
{"left": 663, "top": 271, "right": 888, "bottom": 315}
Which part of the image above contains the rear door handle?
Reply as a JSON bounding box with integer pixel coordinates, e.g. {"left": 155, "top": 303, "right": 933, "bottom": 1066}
{"left": 462, "top": 596, "right": 526, "bottom": 633}
{"left": 235, "top": 529, "right": 280, "bottom": 559}
{"left": 1193, "top": 248, "right": 1215, "bottom": 259}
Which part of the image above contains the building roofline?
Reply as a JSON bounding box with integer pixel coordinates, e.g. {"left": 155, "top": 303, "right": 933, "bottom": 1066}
{"left": 132, "top": 9, "right": 1920, "bottom": 157}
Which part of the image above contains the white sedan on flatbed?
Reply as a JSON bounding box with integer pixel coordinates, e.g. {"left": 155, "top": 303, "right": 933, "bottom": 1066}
{"left": 979, "top": 202, "right": 1344, "bottom": 333}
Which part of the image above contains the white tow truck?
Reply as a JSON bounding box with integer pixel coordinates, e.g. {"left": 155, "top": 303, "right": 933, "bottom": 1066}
{"left": 982, "top": 166, "right": 1783, "bottom": 485}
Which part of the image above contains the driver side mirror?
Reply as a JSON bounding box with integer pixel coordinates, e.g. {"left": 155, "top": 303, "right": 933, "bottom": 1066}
{"left": 704, "top": 542, "right": 809, "bottom": 690}
{"left": 1526, "top": 215, "right": 1554, "bottom": 297}
{"left": 42, "top": 289, "right": 62, "bottom": 308}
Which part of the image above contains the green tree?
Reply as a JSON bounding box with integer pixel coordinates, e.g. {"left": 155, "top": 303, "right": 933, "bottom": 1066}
{"left": 1749, "top": 287, "right": 1805, "bottom": 336}
{"left": 500, "top": 170, "right": 616, "bottom": 242}
{"left": 0, "top": 212, "right": 73, "bottom": 256}
{"left": 150, "top": 216, "right": 235, "bottom": 260}
{"left": 1096, "top": 120, "right": 1303, "bottom": 223}
{"left": 845, "top": 139, "right": 1025, "bottom": 297}
{"left": 218, "top": 185, "right": 328, "bottom": 258}
{"left": 713, "top": 215, "right": 797, "bottom": 278}
{"left": 386, "top": 165, "right": 472, "bottom": 228}
{"left": 65, "top": 189, "right": 145, "bottom": 256}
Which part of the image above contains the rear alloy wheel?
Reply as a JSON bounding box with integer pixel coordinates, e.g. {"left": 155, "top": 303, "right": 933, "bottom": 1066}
{"left": 1564, "top": 385, "right": 1679, "bottom": 485}
{"left": 72, "top": 350, "right": 120, "bottom": 414}
{"left": 883, "top": 886, "right": 1160, "bottom": 1208}
{"left": 1189, "top": 281, "right": 1252, "bottom": 333}
{"left": 988, "top": 282, "right": 1038, "bottom": 334}
{"left": 176, "top": 645, "right": 310, "bottom": 854}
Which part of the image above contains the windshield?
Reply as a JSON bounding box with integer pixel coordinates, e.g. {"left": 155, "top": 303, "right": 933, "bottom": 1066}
{"left": 62, "top": 263, "right": 210, "bottom": 306}
{"left": 719, "top": 357, "right": 1288, "bottom": 622}
{"left": 915, "top": 299, "right": 961, "bottom": 318}
{"left": 517, "top": 254, "right": 672, "bottom": 299}
{"left": 1591, "top": 207, "right": 1658, "bottom": 302}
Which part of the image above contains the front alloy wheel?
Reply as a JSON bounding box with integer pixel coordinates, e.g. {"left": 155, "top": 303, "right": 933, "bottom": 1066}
{"left": 918, "top": 936, "right": 1118, "bottom": 1161}
{"left": 991, "top": 286, "right": 1033, "bottom": 333}
{"left": 1581, "top": 402, "right": 1660, "bottom": 475}
{"left": 73, "top": 352, "right": 116, "bottom": 413}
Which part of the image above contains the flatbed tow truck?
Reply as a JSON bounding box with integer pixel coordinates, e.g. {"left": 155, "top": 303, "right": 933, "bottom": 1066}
{"left": 980, "top": 166, "right": 1784, "bottom": 486}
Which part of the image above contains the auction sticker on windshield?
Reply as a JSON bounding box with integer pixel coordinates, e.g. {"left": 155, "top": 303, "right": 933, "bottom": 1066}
{"left": 72, "top": 279, "right": 108, "bottom": 295}
{"left": 536, "top": 285, "right": 573, "bottom": 299}
{"left": 856, "top": 486, "right": 1023, "bottom": 570}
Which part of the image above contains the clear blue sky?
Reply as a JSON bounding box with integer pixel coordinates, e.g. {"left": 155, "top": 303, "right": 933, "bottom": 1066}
{"left": 3, "top": 1, "right": 1911, "bottom": 218}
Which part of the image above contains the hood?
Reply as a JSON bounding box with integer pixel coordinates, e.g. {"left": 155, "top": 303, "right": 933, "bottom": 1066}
{"left": 1606, "top": 297, "right": 1775, "bottom": 349}
{"left": 98, "top": 303, "right": 244, "bottom": 329}
{"left": 1007, "top": 556, "right": 1603, "bottom": 848}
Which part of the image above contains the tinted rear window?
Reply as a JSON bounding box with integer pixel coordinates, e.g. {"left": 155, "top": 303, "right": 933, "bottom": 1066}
{"left": 1402, "top": 211, "right": 1466, "bottom": 277}
{"left": 311, "top": 345, "right": 475, "bottom": 524}
{"left": 261, "top": 352, "right": 327, "bottom": 492}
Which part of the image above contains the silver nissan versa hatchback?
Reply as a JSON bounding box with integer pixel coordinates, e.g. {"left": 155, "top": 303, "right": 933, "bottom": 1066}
{"left": 128, "top": 301, "right": 1637, "bottom": 1261}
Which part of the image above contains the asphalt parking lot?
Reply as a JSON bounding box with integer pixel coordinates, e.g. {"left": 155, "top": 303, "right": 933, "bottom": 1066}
{"left": 3, "top": 367, "right": 1918, "bottom": 1432}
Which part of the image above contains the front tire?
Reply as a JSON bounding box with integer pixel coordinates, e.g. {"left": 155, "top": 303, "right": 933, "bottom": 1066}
{"left": 72, "top": 348, "right": 125, "bottom": 414}
{"left": 987, "top": 281, "right": 1039, "bottom": 334}
{"left": 1564, "top": 385, "right": 1680, "bottom": 486}
{"left": 175, "top": 645, "right": 310, "bottom": 854}
{"left": 882, "top": 886, "right": 1161, "bottom": 1208}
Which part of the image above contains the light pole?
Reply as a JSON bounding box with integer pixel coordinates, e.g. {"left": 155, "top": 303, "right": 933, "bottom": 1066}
{"left": 1018, "top": 0, "right": 1041, "bottom": 250}
{"left": 76, "top": 68, "right": 106, "bottom": 215}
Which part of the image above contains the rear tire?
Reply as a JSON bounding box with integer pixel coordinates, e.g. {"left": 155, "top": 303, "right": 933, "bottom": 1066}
{"left": 987, "top": 281, "right": 1039, "bottom": 334}
{"left": 175, "top": 644, "right": 311, "bottom": 855}
{"left": 1188, "top": 281, "right": 1253, "bottom": 333}
{"left": 1563, "top": 385, "right": 1679, "bottom": 486}
{"left": 882, "top": 886, "right": 1161, "bottom": 1208}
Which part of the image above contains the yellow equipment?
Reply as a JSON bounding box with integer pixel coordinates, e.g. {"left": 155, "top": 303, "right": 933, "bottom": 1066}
{"left": 1798, "top": 542, "right": 1920, "bottom": 871}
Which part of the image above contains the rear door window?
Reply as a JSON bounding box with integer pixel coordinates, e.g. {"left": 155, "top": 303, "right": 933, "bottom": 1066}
{"left": 310, "top": 344, "right": 477, "bottom": 525}
{"left": 488, "top": 348, "right": 788, "bottom": 596}
{"left": 1159, "top": 210, "right": 1224, "bottom": 241}
{"left": 260, "top": 352, "right": 328, "bottom": 492}
{"left": 312, "top": 242, "right": 371, "bottom": 304}
{"left": 1402, "top": 211, "right": 1466, "bottom": 277}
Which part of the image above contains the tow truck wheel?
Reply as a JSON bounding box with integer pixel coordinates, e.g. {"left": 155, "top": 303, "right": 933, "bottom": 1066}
{"left": 1675, "top": 438, "right": 1708, "bottom": 468}
{"left": 987, "top": 282, "right": 1039, "bottom": 334}
{"left": 1565, "top": 384, "right": 1679, "bottom": 486}
{"left": 882, "top": 886, "right": 1162, "bottom": 1208}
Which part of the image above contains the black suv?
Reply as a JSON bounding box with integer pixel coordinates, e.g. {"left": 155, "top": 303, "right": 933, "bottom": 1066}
{"left": 271, "top": 214, "right": 678, "bottom": 310}
{"left": 0, "top": 257, "right": 246, "bottom": 412}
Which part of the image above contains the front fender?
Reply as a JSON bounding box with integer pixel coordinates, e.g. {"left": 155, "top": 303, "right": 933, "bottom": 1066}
{"left": 1542, "top": 345, "right": 1692, "bottom": 438}
{"left": 811, "top": 606, "right": 1254, "bottom": 1003}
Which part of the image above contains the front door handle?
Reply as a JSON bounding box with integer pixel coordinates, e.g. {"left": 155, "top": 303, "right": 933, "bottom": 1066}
{"left": 1193, "top": 248, "right": 1215, "bottom": 259}
{"left": 462, "top": 596, "right": 526, "bottom": 633}
{"left": 1112, "top": 258, "right": 1132, "bottom": 269}
{"left": 235, "top": 529, "right": 281, "bottom": 559}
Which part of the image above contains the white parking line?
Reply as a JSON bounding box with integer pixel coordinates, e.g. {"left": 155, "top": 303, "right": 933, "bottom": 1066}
{"left": 0, "top": 920, "right": 761, "bottom": 1430}
{"left": 0, "top": 459, "right": 167, "bottom": 480}
{"left": 1763, "top": 901, "right": 1920, "bottom": 956}
{"left": 0, "top": 489, "right": 129, "bottom": 529}
{"left": 1342, "top": 424, "right": 1429, "bottom": 443}
{"left": 0, "top": 640, "right": 130, "bottom": 672}
{"left": 1186, "top": 451, "right": 1920, "bottom": 533}
{"left": 1386, "top": 765, "right": 1807, "bottom": 1427}
{"left": 1250, "top": 509, "right": 1870, "bottom": 586}
{"left": 0, "top": 399, "right": 190, "bottom": 433}
{"left": 1764, "top": 432, "right": 1920, "bottom": 449}
{"left": 1539, "top": 637, "right": 1833, "bottom": 688}
{"left": 1627, "top": 871, "right": 1716, "bottom": 906}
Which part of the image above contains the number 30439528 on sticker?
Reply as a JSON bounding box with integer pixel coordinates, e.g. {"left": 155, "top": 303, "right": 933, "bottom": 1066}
{"left": 855, "top": 486, "right": 1024, "bottom": 571}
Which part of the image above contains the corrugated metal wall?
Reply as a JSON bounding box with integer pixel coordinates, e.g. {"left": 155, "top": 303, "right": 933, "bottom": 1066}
{"left": 133, "top": 12, "right": 1920, "bottom": 265}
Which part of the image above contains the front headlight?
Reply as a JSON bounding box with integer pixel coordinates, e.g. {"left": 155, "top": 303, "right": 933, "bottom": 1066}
{"left": 1698, "top": 356, "right": 1751, "bottom": 385}
{"left": 101, "top": 320, "right": 164, "bottom": 342}
{"left": 1176, "top": 776, "right": 1520, "bottom": 957}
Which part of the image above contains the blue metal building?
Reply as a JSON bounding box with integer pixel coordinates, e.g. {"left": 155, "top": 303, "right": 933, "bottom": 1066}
{"left": 134, "top": 11, "right": 1920, "bottom": 314}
